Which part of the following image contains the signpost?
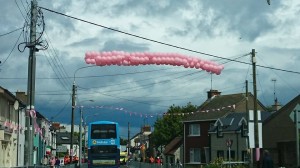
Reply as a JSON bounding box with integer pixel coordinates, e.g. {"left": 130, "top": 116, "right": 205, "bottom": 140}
{"left": 226, "top": 139, "right": 233, "bottom": 168}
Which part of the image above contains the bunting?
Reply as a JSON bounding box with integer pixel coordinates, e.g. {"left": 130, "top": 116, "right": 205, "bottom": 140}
{"left": 75, "top": 104, "right": 236, "bottom": 118}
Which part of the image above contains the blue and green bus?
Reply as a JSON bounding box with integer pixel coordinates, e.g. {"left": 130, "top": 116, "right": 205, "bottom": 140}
{"left": 87, "top": 121, "right": 120, "bottom": 168}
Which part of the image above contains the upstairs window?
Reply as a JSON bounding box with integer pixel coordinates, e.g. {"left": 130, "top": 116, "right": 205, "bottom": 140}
{"left": 241, "top": 123, "right": 248, "bottom": 137}
{"left": 189, "top": 124, "right": 200, "bottom": 136}
{"left": 217, "top": 125, "right": 223, "bottom": 137}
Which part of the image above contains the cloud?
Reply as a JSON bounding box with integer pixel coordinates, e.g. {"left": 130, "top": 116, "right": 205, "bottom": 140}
{"left": 102, "top": 39, "right": 150, "bottom": 51}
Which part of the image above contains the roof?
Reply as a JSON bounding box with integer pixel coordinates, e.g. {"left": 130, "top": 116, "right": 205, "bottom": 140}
{"left": 209, "top": 111, "right": 272, "bottom": 132}
{"left": 183, "top": 92, "right": 266, "bottom": 122}
{"left": 264, "top": 94, "right": 300, "bottom": 125}
{"left": 183, "top": 111, "right": 229, "bottom": 122}
{"left": 163, "top": 137, "right": 183, "bottom": 155}
{"left": 0, "top": 86, "right": 26, "bottom": 107}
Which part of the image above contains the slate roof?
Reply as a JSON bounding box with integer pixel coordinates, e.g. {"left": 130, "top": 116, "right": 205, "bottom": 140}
{"left": 263, "top": 94, "right": 300, "bottom": 125}
{"left": 183, "top": 92, "right": 266, "bottom": 122}
{"left": 163, "top": 137, "right": 183, "bottom": 155}
{"left": 208, "top": 112, "right": 272, "bottom": 132}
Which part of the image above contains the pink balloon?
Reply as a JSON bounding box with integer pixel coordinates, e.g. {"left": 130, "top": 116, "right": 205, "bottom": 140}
{"left": 84, "top": 51, "right": 224, "bottom": 75}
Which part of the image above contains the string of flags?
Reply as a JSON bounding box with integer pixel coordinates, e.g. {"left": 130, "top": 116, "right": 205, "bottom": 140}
{"left": 1, "top": 120, "right": 24, "bottom": 133}
{"left": 75, "top": 104, "right": 236, "bottom": 118}
{"left": 163, "top": 104, "right": 236, "bottom": 116}
{"left": 28, "top": 109, "right": 50, "bottom": 141}
{"left": 1, "top": 103, "right": 235, "bottom": 140}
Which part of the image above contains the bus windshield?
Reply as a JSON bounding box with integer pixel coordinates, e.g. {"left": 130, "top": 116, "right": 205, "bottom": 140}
{"left": 88, "top": 121, "right": 120, "bottom": 168}
{"left": 91, "top": 124, "right": 116, "bottom": 139}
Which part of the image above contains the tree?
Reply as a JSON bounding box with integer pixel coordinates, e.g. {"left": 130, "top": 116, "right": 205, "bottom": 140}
{"left": 120, "top": 137, "right": 128, "bottom": 145}
{"left": 151, "top": 102, "right": 198, "bottom": 147}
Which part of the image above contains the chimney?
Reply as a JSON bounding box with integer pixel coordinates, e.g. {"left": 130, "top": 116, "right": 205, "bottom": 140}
{"left": 16, "top": 91, "right": 27, "bottom": 104}
{"left": 272, "top": 98, "right": 281, "bottom": 111}
{"left": 207, "top": 89, "right": 221, "bottom": 99}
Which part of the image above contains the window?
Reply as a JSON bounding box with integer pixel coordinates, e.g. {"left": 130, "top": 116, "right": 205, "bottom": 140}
{"left": 217, "top": 150, "right": 224, "bottom": 158}
{"left": 189, "top": 148, "right": 201, "bottom": 163}
{"left": 91, "top": 124, "right": 116, "bottom": 139}
{"left": 217, "top": 125, "right": 223, "bottom": 137}
{"left": 227, "top": 150, "right": 235, "bottom": 160}
{"left": 241, "top": 123, "right": 248, "bottom": 137}
{"left": 242, "top": 150, "right": 249, "bottom": 162}
{"left": 189, "top": 124, "right": 200, "bottom": 136}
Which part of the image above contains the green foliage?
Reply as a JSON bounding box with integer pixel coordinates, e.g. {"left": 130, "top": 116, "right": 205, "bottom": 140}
{"left": 204, "top": 157, "right": 224, "bottom": 168}
{"left": 204, "top": 158, "right": 247, "bottom": 168}
{"left": 120, "top": 137, "right": 128, "bottom": 145}
{"left": 151, "top": 102, "right": 198, "bottom": 147}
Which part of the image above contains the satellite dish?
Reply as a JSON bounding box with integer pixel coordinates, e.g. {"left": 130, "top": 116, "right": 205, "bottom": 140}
{"left": 14, "top": 100, "right": 19, "bottom": 110}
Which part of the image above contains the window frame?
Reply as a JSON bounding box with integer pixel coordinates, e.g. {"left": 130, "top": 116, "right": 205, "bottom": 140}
{"left": 241, "top": 123, "right": 248, "bottom": 137}
{"left": 217, "top": 125, "right": 223, "bottom": 137}
{"left": 189, "top": 148, "right": 201, "bottom": 163}
{"left": 189, "top": 124, "right": 201, "bottom": 136}
{"left": 217, "top": 150, "right": 224, "bottom": 158}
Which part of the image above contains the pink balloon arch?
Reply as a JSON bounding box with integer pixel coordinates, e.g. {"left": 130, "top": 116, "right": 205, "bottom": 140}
{"left": 85, "top": 51, "right": 224, "bottom": 75}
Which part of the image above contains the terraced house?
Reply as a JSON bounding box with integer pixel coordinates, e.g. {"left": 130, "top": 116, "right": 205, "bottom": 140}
{"left": 0, "top": 86, "right": 26, "bottom": 167}
{"left": 0, "top": 86, "right": 55, "bottom": 167}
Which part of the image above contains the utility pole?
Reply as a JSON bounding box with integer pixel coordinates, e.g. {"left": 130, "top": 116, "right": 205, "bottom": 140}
{"left": 128, "top": 122, "right": 130, "bottom": 155}
{"left": 251, "top": 49, "right": 259, "bottom": 168}
{"left": 79, "top": 106, "right": 83, "bottom": 168}
{"left": 70, "top": 81, "right": 76, "bottom": 162}
{"left": 245, "top": 80, "right": 253, "bottom": 168}
{"left": 26, "top": 0, "right": 37, "bottom": 166}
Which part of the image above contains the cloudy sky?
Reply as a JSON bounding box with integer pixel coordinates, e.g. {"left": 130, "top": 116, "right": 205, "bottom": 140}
{"left": 1, "top": 0, "right": 300, "bottom": 138}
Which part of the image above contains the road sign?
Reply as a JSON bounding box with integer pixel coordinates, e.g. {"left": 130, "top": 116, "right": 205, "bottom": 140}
{"left": 226, "top": 139, "right": 233, "bottom": 147}
{"left": 56, "top": 145, "right": 68, "bottom": 153}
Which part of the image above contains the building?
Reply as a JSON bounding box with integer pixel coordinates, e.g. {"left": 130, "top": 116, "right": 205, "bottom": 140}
{"left": 208, "top": 112, "right": 271, "bottom": 163}
{"left": 0, "top": 87, "right": 26, "bottom": 167}
{"left": 163, "top": 136, "right": 183, "bottom": 167}
{"left": 182, "top": 90, "right": 266, "bottom": 168}
{"left": 263, "top": 94, "right": 300, "bottom": 167}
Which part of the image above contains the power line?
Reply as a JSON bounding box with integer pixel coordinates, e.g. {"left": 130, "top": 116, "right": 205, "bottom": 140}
{"left": 39, "top": 6, "right": 300, "bottom": 75}
{"left": 0, "top": 29, "right": 23, "bottom": 66}
{"left": 0, "top": 27, "right": 23, "bottom": 37}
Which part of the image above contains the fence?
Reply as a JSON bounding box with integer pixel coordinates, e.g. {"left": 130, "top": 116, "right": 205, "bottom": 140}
{"left": 7, "top": 163, "right": 88, "bottom": 168}
{"left": 127, "top": 161, "right": 249, "bottom": 168}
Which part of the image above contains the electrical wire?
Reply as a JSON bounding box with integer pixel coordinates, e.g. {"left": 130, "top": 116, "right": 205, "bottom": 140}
{"left": 50, "top": 95, "right": 71, "bottom": 120}
{"left": 0, "top": 27, "right": 23, "bottom": 37}
{"left": 39, "top": 6, "right": 300, "bottom": 75}
{"left": 0, "top": 28, "right": 24, "bottom": 66}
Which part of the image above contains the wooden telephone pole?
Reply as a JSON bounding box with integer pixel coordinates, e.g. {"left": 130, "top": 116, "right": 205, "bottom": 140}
{"left": 26, "top": 0, "right": 37, "bottom": 165}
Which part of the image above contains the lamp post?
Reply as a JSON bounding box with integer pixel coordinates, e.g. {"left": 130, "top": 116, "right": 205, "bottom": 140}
{"left": 78, "top": 100, "right": 94, "bottom": 167}
{"left": 71, "top": 65, "right": 95, "bottom": 162}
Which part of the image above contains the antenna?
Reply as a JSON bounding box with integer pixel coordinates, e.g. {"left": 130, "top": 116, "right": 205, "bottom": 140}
{"left": 271, "top": 78, "right": 277, "bottom": 104}
{"left": 210, "top": 73, "right": 213, "bottom": 90}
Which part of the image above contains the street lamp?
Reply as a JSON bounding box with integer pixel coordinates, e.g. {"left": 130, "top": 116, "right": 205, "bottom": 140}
{"left": 78, "top": 99, "right": 94, "bottom": 167}
{"left": 71, "top": 65, "right": 95, "bottom": 163}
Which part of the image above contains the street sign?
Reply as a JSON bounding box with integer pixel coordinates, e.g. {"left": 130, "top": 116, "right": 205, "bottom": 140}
{"left": 226, "top": 139, "right": 233, "bottom": 147}
{"left": 56, "top": 145, "right": 68, "bottom": 153}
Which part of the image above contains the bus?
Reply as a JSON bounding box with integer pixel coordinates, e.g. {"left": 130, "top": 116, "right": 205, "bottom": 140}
{"left": 87, "top": 121, "right": 120, "bottom": 168}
